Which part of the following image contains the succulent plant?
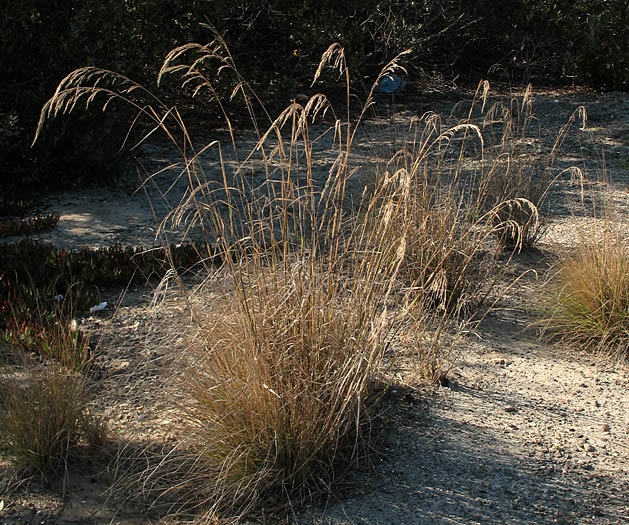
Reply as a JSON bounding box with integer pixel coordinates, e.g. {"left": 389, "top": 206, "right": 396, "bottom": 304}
{"left": 1, "top": 239, "right": 221, "bottom": 364}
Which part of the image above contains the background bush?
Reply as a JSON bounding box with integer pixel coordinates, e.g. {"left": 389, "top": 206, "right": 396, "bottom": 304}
{"left": 467, "top": 0, "right": 629, "bottom": 89}
{"left": 0, "top": 0, "right": 210, "bottom": 205}
{"left": 2, "top": 1, "right": 626, "bottom": 208}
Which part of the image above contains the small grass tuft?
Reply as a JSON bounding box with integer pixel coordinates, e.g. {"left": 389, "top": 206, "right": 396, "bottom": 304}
{"left": 541, "top": 222, "right": 629, "bottom": 360}
{"left": 0, "top": 362, "right": 106, "bottom": 480}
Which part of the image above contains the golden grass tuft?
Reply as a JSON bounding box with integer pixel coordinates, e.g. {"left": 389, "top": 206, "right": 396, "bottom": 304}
{"left": 164, "top": 264, "right": 391, "bottom": 516}
{"left": 541, "top": 221, "right": 629, "bottom": 360}
{"left": 107, "top": 42, "right": 419, "bottom": 520}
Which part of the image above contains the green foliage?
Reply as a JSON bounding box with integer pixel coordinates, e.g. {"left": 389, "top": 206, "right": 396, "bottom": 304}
{"left": 0, "top": 213, "right": 59, "bottom": 237}
{"left": 0, "top": 240, "right": 220, "bottom": 364}
{"left": 0, "top": 1, "right": 209, "bottom": 204}
{"left": 0, "top": 240, "right": 220, "bottom": 312}
{"left": 2, "top": 304, "right": 91, "bottom": 371}
{"left": 468, "top": 0, "right": 628, "bottom": 89}
{"left": 565, "top": 0, "right": 629, "bottom": 89}
{"left": 0, "top": 241, "right": 219, "bottom": 306}
{"left": 193, "top": 1, "right": 473, "bottom": 89}
{"left": 2, "top": 1, "right": 625, "bottom": 213}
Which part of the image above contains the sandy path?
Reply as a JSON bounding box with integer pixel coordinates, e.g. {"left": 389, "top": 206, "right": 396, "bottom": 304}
{"left": 297, "top": 264, "right": 629, "bottom": 524}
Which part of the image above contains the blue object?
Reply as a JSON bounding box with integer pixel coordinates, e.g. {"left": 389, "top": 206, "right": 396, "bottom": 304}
{"left": 375, "top": 73, "right": 407, "bottom": 94}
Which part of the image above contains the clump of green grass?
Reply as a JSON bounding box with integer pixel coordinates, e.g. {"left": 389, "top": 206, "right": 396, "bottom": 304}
{"left": 541, "top": 222, "right": 629, "bottom": 360}
{"left": 0, "top": 362, "right": 106, "bottom": 480}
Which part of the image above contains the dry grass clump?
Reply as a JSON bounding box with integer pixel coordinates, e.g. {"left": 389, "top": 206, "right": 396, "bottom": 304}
{"left": 0, "top": 362, "right": 106, "bottom": 480}
{"left": 541, "top": 222, "right": 629, "bottom": 360}
{"left": 32, "top": 34, "right": 585, "bottom": 520}
{"left": 0, "top": 288, "right": 101, "bottom": 481}
{"left": 130, "top": 194, "right": 407, "bottom": 517}
{"left": 377, "top": 109, "right": 502, "bottom": 314}
{"left": 106, "top": 44, "right": 414, "bottom": 519}
{"left": 399, "top": 178, "right": 495, "bottom": 314}
{"left": 471, "top": 83, "right": 586, "bottom": 251}
{"left": 158, "top": 261, "right": 392, "bottom": 517}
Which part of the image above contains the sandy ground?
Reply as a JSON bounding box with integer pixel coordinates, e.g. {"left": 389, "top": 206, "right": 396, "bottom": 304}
{"left": 1, "top": 86, "right": 627, "bottom": 524}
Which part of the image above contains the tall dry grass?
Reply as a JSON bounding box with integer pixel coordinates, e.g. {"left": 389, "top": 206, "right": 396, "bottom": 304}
{"left": 31, "top": 36, "right": 576, "bottom": 519}
{"left": 472, "top": 84, "right": 586, "bottom": 251}
{"left": 379, "top": 112, "right": 497, "bottom": 313}
{"left": 34, "top": 41, "right": 421, "bottom": 518}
